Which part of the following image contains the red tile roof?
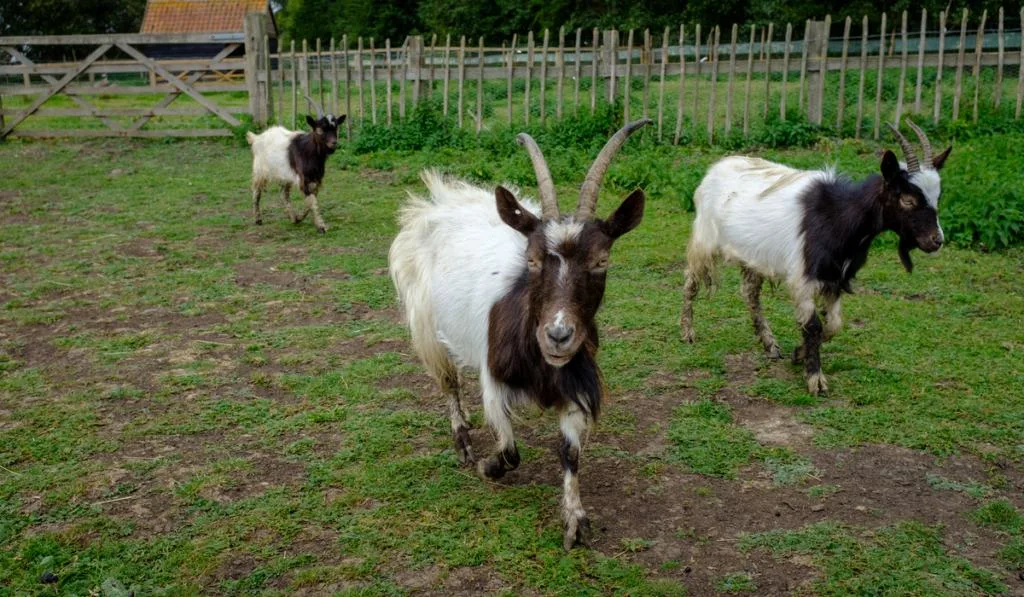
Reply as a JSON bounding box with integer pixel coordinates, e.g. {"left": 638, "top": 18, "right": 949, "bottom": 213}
{"left": 140, "top": 0, "right": 274, "bottom": 35}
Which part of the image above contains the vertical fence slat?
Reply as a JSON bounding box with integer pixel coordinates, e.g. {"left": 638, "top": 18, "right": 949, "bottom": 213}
{"left": 837, "top": 16, "right": 851, "bottom": 129}
{"left": 674, "top": 24, "right": 687, "bottom": 144}
{"left": 658, "top": 26, "right": 669, "bottom": 139}
{"left": 895, "top": 11, "right": 908, "bottom": 124}
{"left": 356, "top": 37, "right": 364, "bottom": 123}
{"left": 1017, "top": 7, "right": 1024, "bottom": 119}
{"left": 642, "top": 29, "right": 652, "bottom": 119}
{"left": 385, "top": 38, "right": 393, "bottom": 126}
{"left": 428, "top": 34, "right": 436, "bottom": 98}
{"left": 574, "top": 28, "right": 583, "bottom": 112}
{"left": 525, "top": 31, "right": 533, "bottom": 125}
{"left": 397, "top": 37, "right": 405, "bottom": 119}
{"left": 330, "top": 37, "right": 338, "bottom": 116}
{"left": 609, "top": 29, "right": 618, "bottom": 105}
{"left": 507, "top": 34, "right": 516, "bottom": 124}
{"left": 442, "top": 34, "right": 451, "bottom": 116}
{"left": 743, "top": 24, "right": 755, "bottom": 137}
{"left": 953, "top": 9, "right": 968, "bottom": 121}
{"left": 458, "top": 36, "right": 466, "bottom": 128}
{"left": 780, "top": 22, "right": 791, "bottom": 119}
{"left": 264, "top": 34, "right": 273, "bottom": 125}
{"left": 934, "top": 11, "right": 946, "bottom": 121}
{"left": 995, "top": 7, "right": 1004, "bottom": 108}
{"left": 624, "top": 28, "right": 634, "bottom": 123}
{"left": 815, "top": 15, "right": 831, "bottom": 126}
{"left": 693, "top": 24, "right": 703, "bottom": 128}
{"left": 301, "top": 39, "right": 309, "bottom": 97}
{"left": 591, "top": 28, "right": 599, "bottom": 113}
{"left": 373, "top": 40, "right": 383, "bottom": 122}
{"left": 291, "top": 40, "right": 297, "bottom": 129}
{"left": 540, "top": 28, "right": 549, "bottom": 123}
{"left": 278, "top": 45, "right": 285, "bottom": 125}
{"left": 855, "top": 16, "right": 867, "bottom": 138}
{"left": 725, "top": 23, "right": 737, "bottom": 135}
{"left": 707, "top": 26, "right": 720, "bottom": 142}
{"left": 763, "top": 24, "right": 773, "bottom": 118}
{"left": 556, "top": 26, "right": 566, "bottom": 119}
{"left": 344, "top": 35, "right": 352, "bottom": 136}
{"left": 971, "top": 10, "right": 987, "bottom": 122}
{"left": 873, "top": 13, "right": 886, "bottom": 140}
{"left": 476, "top": 37, "right": 484, "bottom": 134}
{"left": 914, "top": 9, "right": 926, "bottom": 114}
{"left": 797, "top": 20, "right": 810, "bottom": 114}
{"left": 316, "top": 38, "right": 324, "bottom": 109}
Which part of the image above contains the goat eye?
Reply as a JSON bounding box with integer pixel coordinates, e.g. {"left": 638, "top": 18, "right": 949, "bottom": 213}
{"left": 900, "top": 195, "right": 916, "bottom": 209}
{"left": 591, "top": 258, "right": 609, "bottom": 271}
{"left": 527, "top": 258, "right": 541, "bottom": 271}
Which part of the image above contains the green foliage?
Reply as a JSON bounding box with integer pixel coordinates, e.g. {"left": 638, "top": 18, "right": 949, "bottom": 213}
{"left": 756, "top": 114, "right": 822, "bottom": 148}
{"left": 971, "top": 500, "right": 1023, "bottom": 535}
{"left": 353, "top": 99, "right": 474, "bottom": 153}
{"left": 717, "top": 572, "right": 757, "bottom": 593}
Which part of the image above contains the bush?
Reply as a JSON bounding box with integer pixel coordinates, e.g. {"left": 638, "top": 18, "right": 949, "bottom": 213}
{"left": 353, "top": 99, "right": 474, "bottom": 153}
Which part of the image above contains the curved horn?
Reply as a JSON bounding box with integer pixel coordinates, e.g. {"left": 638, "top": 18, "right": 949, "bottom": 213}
{"left": 905, "top": 119, "right": 934, "bottom": 166}
{"left": 516, "top": 133, "right": 560, "bottom": 219}
{"left": 887, "top": 121, "right": 920, "bottom": 173}
{"left": 303, "top": 93, "right": 325, "bottom": 120}
{"left": 577, "top": 118, "right": 653, "bottom": 219}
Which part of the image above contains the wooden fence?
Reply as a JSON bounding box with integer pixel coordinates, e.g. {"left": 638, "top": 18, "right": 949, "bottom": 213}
{"left": 3, "top": 9, "right": 1023, "bottom": 141}
{"left": 0, "top": 31, "right": 253, "bottom": 139}
{"left": 257, "top": 7, "right": 1024, "bottom": 143}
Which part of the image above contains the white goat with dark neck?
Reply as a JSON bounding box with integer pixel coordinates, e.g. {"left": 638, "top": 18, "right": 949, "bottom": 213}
{"left": 680, "top": 119, "right": 951, "bottom": 394}
{"left": 389, "top": 120, "right": 650, "bottom": 550}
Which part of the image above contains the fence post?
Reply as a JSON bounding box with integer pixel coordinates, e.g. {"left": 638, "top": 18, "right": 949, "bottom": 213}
{"left": 408, "top": 35, "right": 426, "bottom": 104}
{"left": 805, "top": 19, "right": 827, "bottom": 125}
{"left": 244, "top": 12, "right": 271, "bottom": 126}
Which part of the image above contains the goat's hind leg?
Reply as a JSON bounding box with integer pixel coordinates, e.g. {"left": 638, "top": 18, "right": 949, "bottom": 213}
{"left": 279, "top": 183, "right": 300, "bottom": 223}
{"left": 476, "top": 369, "right": 519, "bottom": 480}
{"left": 680, "top": 248, "right": 714, "bottom": 343}
{"left": 252, "top": 180, "right": 266, "bottom": 225}
{"left": 741, "top": 266, "right": 782, "bottom": 359}
{"left": 679, "top": 271, "right": 700, "bottom": 343}
{"left": 560, "top": 403, "right": 591, "bottom": 550}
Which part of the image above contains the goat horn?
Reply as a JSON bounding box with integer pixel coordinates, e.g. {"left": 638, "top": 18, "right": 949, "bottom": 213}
{"left": 516, "top": 133, "right": 560, "bottom": 219}
{"left": 303, "top": 93, "right": 325, "bottom": 120}
{"left": 577, "top": 118, "right": 652, "bottom": 219}
{"left": 905, "top": 118, "right": 934, "bottom": 166}
{"left": 887, "top": 121, "right": 920, "bottom": 173}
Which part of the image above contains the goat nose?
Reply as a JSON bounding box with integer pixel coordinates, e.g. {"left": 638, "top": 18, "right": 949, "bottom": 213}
{"left": 931, "top": 233, "right": 943, "bottom": 246}
{"left": 546, "top": 324, "right": 574, "bottom": 345}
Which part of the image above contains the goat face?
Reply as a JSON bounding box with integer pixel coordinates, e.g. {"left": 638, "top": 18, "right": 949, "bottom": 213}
{"left": 495, "top": 187, "right": 644, "bottom": 367}
{"left": 883, "top": 121, "right": 953, "bottom": 272}
{"left": 305, "top": 114, "right": 343, "bottom": 153}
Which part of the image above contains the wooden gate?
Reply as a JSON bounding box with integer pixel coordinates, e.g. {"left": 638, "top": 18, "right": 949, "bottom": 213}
{"left": 0, "top": 32, "right": 253, "bottom": 139}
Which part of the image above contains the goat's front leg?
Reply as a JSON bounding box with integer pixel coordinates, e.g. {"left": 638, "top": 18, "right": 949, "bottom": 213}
{"left": 794, "top": 296, "right": 827, "bottom": 395}
{"left": 303, "top": 193, "right": 327, "bottom": 233}
{"left": 441, "top": 366, "right": 474, "bottom": 465}
{"left": 822, "top": 294, "right": 842, "bottom": 342}
{"left": 560, "top": 403, "right": 591, "bottom": 550}
{"left": 476, "top": 369, "right": 519, "bottom": 480}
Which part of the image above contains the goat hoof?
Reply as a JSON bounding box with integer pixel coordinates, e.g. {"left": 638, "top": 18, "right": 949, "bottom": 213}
{"left": 477, "top": 458, "right": 507, "bottom": 480}
{"left": 767, "top": 344, "right": 782, "bottom": 360}
{"left": 317, "top": 227, "right": 327, "bottom": 234}
{"left": 806, "top": 372, "right": 828, "bottom": 395}
{"left": 680, "top": 328, "right": 695, "bottom": 344}
{"left": 254, "top": 218, "right": 263, "bottom": 225}
{"left": 792, "top": 345, "right": 805, "bottom": 365}
{"left": 453, "top": 427, "right": 475, "bottom": 465}
{"left": 563, "top": 515, "right": 591, "bottom": 551}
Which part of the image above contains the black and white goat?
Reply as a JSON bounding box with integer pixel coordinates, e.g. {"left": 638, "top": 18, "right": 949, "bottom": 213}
{"left": 680, "top": 119, "right": 951, "bottom": 394}
{"left": 389, "top": 120, "right": 650, "bottom": 550}
{"left": 246, "top": 96, "right": 344, "bottom": 233}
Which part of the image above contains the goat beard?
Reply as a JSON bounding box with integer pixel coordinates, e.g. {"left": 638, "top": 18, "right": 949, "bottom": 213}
{"left": 898, "top": 237, "right": 915, "bottom": 273}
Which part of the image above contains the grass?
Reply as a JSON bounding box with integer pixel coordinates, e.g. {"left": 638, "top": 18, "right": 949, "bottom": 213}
{"left": 0, "top": 128, "right": 1022, "bottom": 594}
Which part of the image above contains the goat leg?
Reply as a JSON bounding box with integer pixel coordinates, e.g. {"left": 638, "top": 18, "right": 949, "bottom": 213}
{"left": 560, "top": 405, "right": 591, "bottom": 550}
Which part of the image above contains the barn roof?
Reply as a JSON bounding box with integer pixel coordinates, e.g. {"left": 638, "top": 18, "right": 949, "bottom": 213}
{"left": 140, "top": 0, "right": 276, "bottom": 36}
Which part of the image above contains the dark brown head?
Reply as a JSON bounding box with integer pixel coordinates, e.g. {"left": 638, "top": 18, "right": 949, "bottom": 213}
{"left": 494, "top": 120, "right": 650, "bottom": 367}
{"left": 883, "top": 119, "right": 952, "bottom": 272}
{"left": 303, "top": 94, "right": 343, "bottom": 153}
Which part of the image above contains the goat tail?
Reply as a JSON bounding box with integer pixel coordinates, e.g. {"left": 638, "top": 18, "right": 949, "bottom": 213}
{"left": 245, "top": 131, "right": 257, "bottom": 146}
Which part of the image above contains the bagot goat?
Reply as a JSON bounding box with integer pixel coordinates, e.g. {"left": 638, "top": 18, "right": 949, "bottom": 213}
{"left": 680, "top": 119, "right": 952, "bottom": 395}
{"left": 246, "top": 95, "right": 344, "bottom": 233}
{"left": 389, "top": 119, "right": 651, "bottom": 550}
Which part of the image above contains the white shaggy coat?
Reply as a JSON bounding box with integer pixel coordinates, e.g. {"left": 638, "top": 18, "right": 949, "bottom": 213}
{"left": 246, "top": 126, "right": 302, "bottom": 188}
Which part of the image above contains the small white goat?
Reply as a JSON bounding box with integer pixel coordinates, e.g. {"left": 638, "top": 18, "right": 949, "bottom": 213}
{"left": 246, "top": 95, "right": 344, "bottom": 233}
{"left": 680, "top": 119, "right": 951, "bottom": 394}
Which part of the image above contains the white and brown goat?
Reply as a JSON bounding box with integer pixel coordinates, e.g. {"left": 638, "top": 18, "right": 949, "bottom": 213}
{"left": 680, "top": 119, "right": 952, "bottom": 394}
{"left": 246, "top": 96, "right": 344, "bottom": 233}
{"left": 389, "top": 120, "right": 650, "bottom": 550}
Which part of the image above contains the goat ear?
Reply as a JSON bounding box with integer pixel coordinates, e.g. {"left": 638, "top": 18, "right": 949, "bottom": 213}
{"left": 305, "top": 114, "right": 317, "bottom": 129}
{"left": 495, "top": 185, "right": 540, "bottom": 236}
{"left": 932, "top": 145, "right": 952, "bottom": 170}
{"left": 603, "top": 189, "right": 645, "bottom": 239}
{"left": 337, "top": 114, "right": 347, "bottom": 124}
{"left": 880, "top": 150, "right": 902, "bottom": 182}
